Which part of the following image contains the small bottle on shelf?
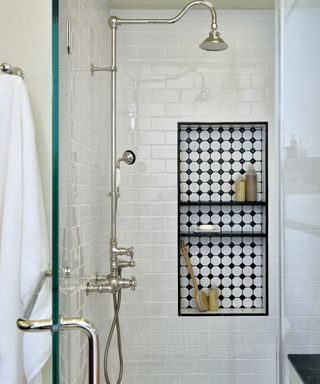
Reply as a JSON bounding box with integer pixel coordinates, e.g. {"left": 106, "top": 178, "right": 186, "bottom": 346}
{"left": 234, "top": 176, "right": 246, "bottom": 202}
{"left": 208, "top": 284, "right": 220, "bottom": 312}
{"left": 245, "top": 165, "right": 257, "bottom": 202}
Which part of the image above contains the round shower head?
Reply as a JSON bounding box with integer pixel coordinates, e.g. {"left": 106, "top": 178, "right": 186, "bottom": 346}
{"left": 199, "top": 30, "right": 228, "bottom": 51}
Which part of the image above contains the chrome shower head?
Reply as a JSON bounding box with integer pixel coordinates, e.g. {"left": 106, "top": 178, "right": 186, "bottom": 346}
{"left": 117, "top": 150, "right": 136, "bottom": 167}
{"left": 200, "top": 30, "right": 228, "bottom": 51}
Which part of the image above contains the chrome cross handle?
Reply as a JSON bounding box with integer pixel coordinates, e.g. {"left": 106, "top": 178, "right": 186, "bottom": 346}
{"left": 119, "top": 276, "right": 137, "bottom": 291}
{"left": 86, "top": 274, "right": 137, "bottom": 294}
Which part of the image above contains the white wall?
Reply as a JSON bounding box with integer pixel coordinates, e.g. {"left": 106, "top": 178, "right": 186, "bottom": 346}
{"left": 0, "top": 0, "right": 52, "bottom": 232}
{"left": 114, "top": 8, "right": 278, "bottom": 384}
{"left": 0, "top": 1, "right": 52, "bottom": 383}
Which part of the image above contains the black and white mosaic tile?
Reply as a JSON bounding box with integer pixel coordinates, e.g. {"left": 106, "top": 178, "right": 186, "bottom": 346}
{"left": 178, "top": 122, "right": 268, "bottom": 315}
{"left": 180, "top": 235, "right": 264, "bottom": 310}
{"left": 179, "top": 124, "right": 265, "bottom": 203}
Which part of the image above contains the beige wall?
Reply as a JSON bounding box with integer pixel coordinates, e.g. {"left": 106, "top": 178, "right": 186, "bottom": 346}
{"left": 0, "top": 0, "right": 52, "bottom": 234}
{"left": 0, "top": 0, "right": 52, "bottom": 382}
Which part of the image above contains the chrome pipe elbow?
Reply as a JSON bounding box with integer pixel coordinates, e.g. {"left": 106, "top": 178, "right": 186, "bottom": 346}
{"left": 111, "top": 245, "right": 134, "bottom": 258}
{"left": 117, "top": 259, "right": 135, "bottom": 269}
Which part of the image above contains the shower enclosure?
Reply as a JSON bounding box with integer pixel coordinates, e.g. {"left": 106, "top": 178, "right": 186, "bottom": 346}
{"left": 49, "top": 0, "right": 320, "bottom": 383}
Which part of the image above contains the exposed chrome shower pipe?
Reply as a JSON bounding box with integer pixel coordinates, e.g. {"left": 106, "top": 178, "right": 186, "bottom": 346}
{"left": 110, "top": 24, "right": 117, "bottom": 246}
{"left": 108, "top": 0, "right": 217, "bottom": 29}
{"left": 86, "top": 3, "right": 228, "bottom": 383}
{"left": 108, "top": 0, "right": 226, "bottom": 253}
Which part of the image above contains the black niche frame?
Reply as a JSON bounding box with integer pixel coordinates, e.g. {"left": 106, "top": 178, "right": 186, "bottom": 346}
{"left": 177, "top": 122, "right": 269, "bottom": 316}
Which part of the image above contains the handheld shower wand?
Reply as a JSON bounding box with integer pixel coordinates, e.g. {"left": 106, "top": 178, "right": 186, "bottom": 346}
{"left": 116, "top": 150, "right": 136, "bottom": 189}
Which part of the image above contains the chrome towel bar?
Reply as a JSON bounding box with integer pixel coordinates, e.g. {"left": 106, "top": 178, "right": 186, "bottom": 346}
{"left": 1, "top": 62, "right": 24, "bottom": 78}
{"left": 24, "top": 270, "right": 52, "bottom": 319}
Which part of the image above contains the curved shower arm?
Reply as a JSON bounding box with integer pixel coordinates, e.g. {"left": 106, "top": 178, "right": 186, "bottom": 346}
{"left": 109, "top": 0, "right": 218, "bottom": 31}
{"left": 106, "top": 0, "right": 224, "bottom": 244}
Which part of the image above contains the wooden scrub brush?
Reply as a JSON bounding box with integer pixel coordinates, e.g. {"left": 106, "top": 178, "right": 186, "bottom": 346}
{"left": 179, "top": 239, "right": 208, "bottom": 312}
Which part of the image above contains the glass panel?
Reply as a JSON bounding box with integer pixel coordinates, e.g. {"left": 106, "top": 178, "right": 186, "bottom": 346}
{"left": 52, "top": 0, "right": 60, "bottom": 382}
{"left": 56, "top": 1, "right": 280, "bottom": 383}
{"left": 281, "top": 1, "right": 320, "bottom": 383}
{"left": 57, "top": 1, "right": 110, "bottom": 382}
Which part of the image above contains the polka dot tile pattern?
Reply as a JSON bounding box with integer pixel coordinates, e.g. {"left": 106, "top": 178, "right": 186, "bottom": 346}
{"left": 178, "top": 123, "right": 268, "bottom": 314}
{"left": 180, "top": 235, "right": 265, "bottom": 310}
{"left": 179, "top": 124, "right": 265, "bottom": 203}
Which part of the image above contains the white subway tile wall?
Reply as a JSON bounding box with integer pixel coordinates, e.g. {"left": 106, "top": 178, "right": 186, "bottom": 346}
{"left": 282, "top": 6, "right": 320, "bottom": 383}
{"left": 59, "top": 0, "right": 111, "bottom": 383}
{"left": 112, "top": 8, "right": 279, "bottom": 384}
{"left": 56, "top": 2, "right": 320, "bottom": 382}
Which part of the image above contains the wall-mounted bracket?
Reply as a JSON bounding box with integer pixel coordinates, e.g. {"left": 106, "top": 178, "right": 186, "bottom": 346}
{"left": 90, "top": 63, "right": 117, "bottom": 75}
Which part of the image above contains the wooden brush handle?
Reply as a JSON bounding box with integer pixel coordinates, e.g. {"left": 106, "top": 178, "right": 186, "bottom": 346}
{"left": 179, "top": 239, "right": 199, "bottom": 298}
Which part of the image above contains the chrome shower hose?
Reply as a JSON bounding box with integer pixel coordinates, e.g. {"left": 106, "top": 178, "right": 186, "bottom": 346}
{"left": 104, "top": 291, "right": 123, "bottom": 384}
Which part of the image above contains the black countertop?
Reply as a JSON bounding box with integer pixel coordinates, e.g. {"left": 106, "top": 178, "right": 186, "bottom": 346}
{"left": 289, "top": 354, "right": 320, "bottom": 384}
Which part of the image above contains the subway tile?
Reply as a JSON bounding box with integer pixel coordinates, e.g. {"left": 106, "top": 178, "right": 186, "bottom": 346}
{"left": 151, "top": 145, "right": 178, "bottom": 159}
{"left": 152, "top": 117, "right": 180, "bottom": 130}
{"left": 139, "top": 76, "right": 166, "bottom": 89}
{"left": 238, "top": 32, "right": 275, "bottom": 47}
{"left": 137, "top": 131, "right": 166, "bottom": 145}
{"left": 62, "top": 6, "right": 283, "bottom": 383}
{"left": 194, "top": 102, "right": 223, "bottom": 116}
{"left": 121, "top": 62, "right": 152, "bottom": 75}
{"left": 238, "top": 88, "right": 266, "bottom": 102}
{"left": 223, "top": 103, "right": 252, "bottom": 116}
{"left": 152, "top": 89, "right": 180, "bottom": 103}
{"left": 151, "top": 375, "right": 180, "bottom": 384}
{"left": 166, "top": 76, "right": 194, "bottom": 89}
{"left": 223, "top": 74, "right": 251, "bottom": 88}
{"left": 151, "top": 64, "right": 180, "bottom": 75}
{"left": 148, "top": 33, "right": 180, "bottom": 47}
{"left": 165, "top": 103, "right": 195, "bottom": 116}
{"left": 139, "top": 103, "right": 165, "bottom": 117}
{"left": 195, "top": 74, "right": 224, "bottom": 88}
{"left": 120, "top": 32, "right": 151, "bottom": 47}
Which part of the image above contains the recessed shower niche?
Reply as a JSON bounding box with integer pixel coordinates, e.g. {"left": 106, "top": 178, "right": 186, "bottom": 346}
{"left": 178, "top": 122, "right": 268, "bottom": 315}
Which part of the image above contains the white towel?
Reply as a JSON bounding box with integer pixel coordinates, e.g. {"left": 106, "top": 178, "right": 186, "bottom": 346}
{"left": 0, "top": 75, "right": 51, "bottom": 383}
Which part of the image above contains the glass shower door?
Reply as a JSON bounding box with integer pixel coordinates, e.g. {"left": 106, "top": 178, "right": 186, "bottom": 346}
{"left": 52, "top": 1, "right": 282, "bottom": 383}
{"left": 281, "top": 1, "right": 320, "bottom": 383}
{"left": 52, "top": 0, "right": 59, "bottom": 381}
{"left": 52, "top": 0, "right": 111, "bottom": 382}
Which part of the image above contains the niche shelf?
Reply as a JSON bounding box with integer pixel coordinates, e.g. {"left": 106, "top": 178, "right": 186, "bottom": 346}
{"left": 178, "top": 122, "right": 268, "bottom": 316}
{"left": 179, "top": 232, "right": 267, "bottom": 237}
{"left": 180, "top": 201, "right": 267, "bottom": 206}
